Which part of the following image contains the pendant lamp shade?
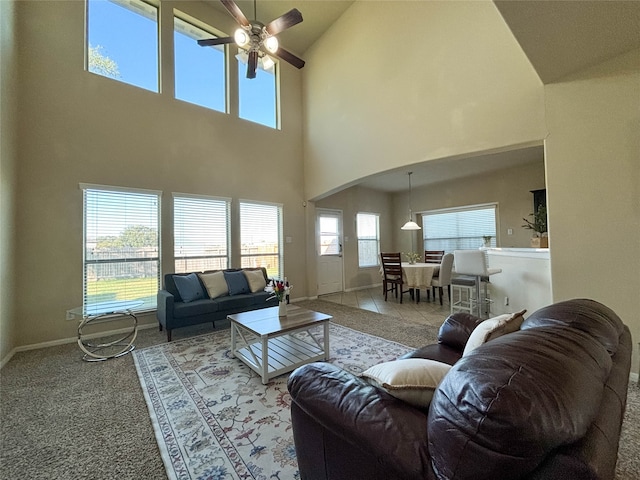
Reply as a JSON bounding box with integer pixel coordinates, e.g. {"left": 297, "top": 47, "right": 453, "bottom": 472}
{"left": 401, "top": 172, "right": 421, "bottom": 230}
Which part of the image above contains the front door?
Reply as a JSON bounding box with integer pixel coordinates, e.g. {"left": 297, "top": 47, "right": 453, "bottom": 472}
{"left": 316, "top": 209, "right": 344, "bottom": 296}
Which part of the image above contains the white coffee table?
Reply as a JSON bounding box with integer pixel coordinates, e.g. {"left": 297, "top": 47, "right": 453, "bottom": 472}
{"left": 228, "top": 305, "right": 332, "bottom": 384}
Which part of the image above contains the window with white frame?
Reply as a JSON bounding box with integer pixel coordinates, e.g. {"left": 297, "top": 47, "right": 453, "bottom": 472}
{"left": 239, "top": 201, "right": 283, "bottom": 278}
{"left": 82, "top": 184, "right": 161, "bottom": 314}
{"left": 356, "top": 213, "right": 380, "bottom": 267}
{"left": 238, "top": 57, "right": 278, "bottom": 128}
{"left": 174, "top": 13, "right": 226, "bottom": 112}
{"left": 86, "top": 0, "right": 159, "bottom": 92}
{"left": 422, "top": 204, "right": 497, "bottom": 252}
{"left": 173, "top": 194, "right": 230, "bottom": 273}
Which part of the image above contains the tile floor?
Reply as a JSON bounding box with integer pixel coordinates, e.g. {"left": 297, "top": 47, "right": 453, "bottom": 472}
{"left": 319, "top": 286, "right": 452, "bottom": 328}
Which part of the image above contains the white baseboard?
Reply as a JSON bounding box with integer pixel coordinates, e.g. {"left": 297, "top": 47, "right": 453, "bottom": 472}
{"left": 344, "top": 283, "right": 382, "bottom": 293}
{"left": 0, "top": 323, "right": 158, "bottom": 369}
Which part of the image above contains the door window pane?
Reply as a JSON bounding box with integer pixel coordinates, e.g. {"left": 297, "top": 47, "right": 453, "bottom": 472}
{"left": 87, "top": 0, "right": 159, "bottom": 92}
{"left": 319, "top": 216, "right": 340, "bottom": 255}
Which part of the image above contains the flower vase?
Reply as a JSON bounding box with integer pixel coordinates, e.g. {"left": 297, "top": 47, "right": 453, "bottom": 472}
{"left": 409, "top": 259, "right": 415, "bottom": 265}
{"left": 278, "top": 301, "right": 287, "bottom": 317}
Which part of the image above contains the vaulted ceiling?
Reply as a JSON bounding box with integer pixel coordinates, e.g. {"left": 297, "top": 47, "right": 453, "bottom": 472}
{"left": 206, "top": 1, "right": 640, "bottom": 191}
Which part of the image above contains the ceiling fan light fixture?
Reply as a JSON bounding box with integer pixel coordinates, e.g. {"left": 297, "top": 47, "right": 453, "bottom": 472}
{"left": 234, "top": 28, "right": 249, "bottom": 47}
{"left": 235, "top": 50, "right": 248, "bottom": 65}
{"left": 264, "top": 35, "right": 279, "bottom": 54}
{"left": 261, "top": 54, "right": 275, "bottom": 70}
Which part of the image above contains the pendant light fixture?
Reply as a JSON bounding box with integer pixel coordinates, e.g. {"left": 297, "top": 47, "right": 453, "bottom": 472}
{"left": 401, "top": 172, "right": 421, "bottom": 230}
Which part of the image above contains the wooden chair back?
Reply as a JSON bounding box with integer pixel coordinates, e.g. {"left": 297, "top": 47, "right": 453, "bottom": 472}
{"left": 424, "top": 250, "right": 445, "bottom": 264}
{"left": 380, "top": 252, "right": 403, "bottom": 279}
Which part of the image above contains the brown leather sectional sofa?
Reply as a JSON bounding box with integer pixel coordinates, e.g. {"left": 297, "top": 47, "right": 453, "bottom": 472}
{"left": 288, "top": 299, "right": 632, "bottom": 480}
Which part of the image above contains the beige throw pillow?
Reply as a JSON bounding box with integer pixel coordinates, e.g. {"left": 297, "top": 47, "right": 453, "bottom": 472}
{"left": 198, "top": 271, "right": 229, "bottom": 299}
{"left": 462, "top": 309, "right": 527, "bottom": 357}
{"left": 244, "top": 269, "right": 267, "bottom": 293}
{"left": 361, "top": 358, "right": 452, "bottom": 408}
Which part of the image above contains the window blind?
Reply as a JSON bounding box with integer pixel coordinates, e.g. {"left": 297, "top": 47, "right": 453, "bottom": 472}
{"left": 173, "top": 194, "right": 230, "bottom": 273}
{"left": 356, "top": 213, "right": 380, "bottom": 267}
{"left": 240, "top": 201, "right": 283, "bottom": 278}
{"left": 422, "top": 204, "right": 497, "bottom": 252}
{"left": 82, "top": 185, "right": 161, "bottom": 315}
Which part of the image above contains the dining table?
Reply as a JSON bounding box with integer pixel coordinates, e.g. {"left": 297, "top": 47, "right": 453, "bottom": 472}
{"left": 380, "top": 262, "right": 440, "bottom": 303}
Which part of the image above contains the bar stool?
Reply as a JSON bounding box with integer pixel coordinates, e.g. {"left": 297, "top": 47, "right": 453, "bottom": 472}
{"left": 452, "top": 250, "right": 502, "bottom": 318}
{"left": 450, "top": 275, "right": 477, "bottom": 315}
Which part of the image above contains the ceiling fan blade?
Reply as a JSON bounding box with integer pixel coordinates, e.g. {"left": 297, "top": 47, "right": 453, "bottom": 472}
{"left": 274, "top": 47, "right": 305, "bottom": 69}
{"left": 220, "top": 0, "right": 250, "bottom": 27}
{"left": 246, "top": 51, "right": 258, "bottom": 79}
{"left": 197, "top": 37, "right": 235, "bottom": 47}
{"left": 265, "top": 8, "right": 303, "bottom": 36}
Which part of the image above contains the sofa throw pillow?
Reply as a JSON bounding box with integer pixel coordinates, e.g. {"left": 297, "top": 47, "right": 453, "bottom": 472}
{"left": 173, "top": 273, "right": 206, "bottom": 303}
{"left": 198, "top": 271, "right": 229, "bottom": 299}
{"left": 462, "top": 309, "right": 527, "bottom": 357}
{"left": 361, "top": 358, "right": 452, "bottom": 408}
{"left": 244, "top": 269, "right": 267, "bottom": 293}
{"left": 224, "top": 270, "right": 250, "bottom": 295}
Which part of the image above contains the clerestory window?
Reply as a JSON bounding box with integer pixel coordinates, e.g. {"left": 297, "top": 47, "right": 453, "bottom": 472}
{"left": 86, "top": 0, "right": 159, "bottom": 92}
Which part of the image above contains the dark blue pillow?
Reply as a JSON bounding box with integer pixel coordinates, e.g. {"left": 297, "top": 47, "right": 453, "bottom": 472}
{"left": 224, "top": 270, "right": 250, "bottom": 295}
{"left": 173, "top": 273, "right": 205, "bottom": 303}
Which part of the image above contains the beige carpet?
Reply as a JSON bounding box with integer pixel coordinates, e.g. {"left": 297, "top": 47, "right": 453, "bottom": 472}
{"left": 0, "top": 300, "right": 637, "bottom": 479}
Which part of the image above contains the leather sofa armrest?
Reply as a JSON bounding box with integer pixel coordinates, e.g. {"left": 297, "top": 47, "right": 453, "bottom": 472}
{"left": 288, "top": 362, "right": 432, "bottom": 479}
{"left": 156, "top": 289, "right": 174, "bottom": 327}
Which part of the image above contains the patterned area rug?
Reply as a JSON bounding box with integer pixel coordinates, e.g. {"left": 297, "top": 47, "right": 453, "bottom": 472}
{"left": 133, "top": 322, "right": 413, "bottom": 480}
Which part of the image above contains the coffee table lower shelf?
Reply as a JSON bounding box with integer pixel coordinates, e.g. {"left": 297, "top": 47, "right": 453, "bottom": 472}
{"left": 235, "top": 333, "right": 326, "bottom": 384}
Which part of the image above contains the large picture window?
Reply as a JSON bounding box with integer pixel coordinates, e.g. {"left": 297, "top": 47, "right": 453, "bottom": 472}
{"left": 86, "top": 0, "right": 159, "bottom": 92}
{"left": 422, "top": 204, "right": 497, "bottom": 252}
{"left": 239, "top": 201, "right": 283, "bottom": 278}
{"left": 174, "top": 13, "right": 226, "bottom": 112}
{"left": 82, "top": 184, "right": 161, "bottom": 314}
{"left": 173, "top": 194, "right": 230, "bottom": 273}
{"left": 356, "top": 213, "right": 380, "bottom": 267}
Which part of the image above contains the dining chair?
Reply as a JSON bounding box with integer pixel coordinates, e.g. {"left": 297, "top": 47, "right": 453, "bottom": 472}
{"left": 429, "top": 253, "right": 454, "bottom": 305}
{"left": 451, "top": 249, "right": 502, "bottom": 317}
{"left": 424, "top": 250, "right": 445, "bottom": 264}
{"left": 380, "top": 252, "right": 411, "bottom": 303}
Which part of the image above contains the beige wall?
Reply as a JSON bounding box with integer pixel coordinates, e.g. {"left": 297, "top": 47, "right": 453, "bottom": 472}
{"left": 303, "top": 0, "right": 546, "bottom": 201}
{"left": 545, "top": 48, "right": 640, "bottom": 376}
{"left": 394, "top": 160, "right": 547, "bottom": 254}
{"left": 1, "top": 0, "right": 18, "bottom": 363}
{"left": 11, "top": 0, "right": 306, "bottom": 348}
{"left": 311, "top": 160, "right": 545, "bottom": 294}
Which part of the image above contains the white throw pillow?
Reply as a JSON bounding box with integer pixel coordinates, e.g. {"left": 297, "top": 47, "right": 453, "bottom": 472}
{"left": 462, "top": 309, "right": 527, "bottom": 357}
{"left": 244, "top": 269, "right": 267, "bottom": 293}
{"left": 361, "top": 358, "right": 452, "bottom": 408}
{"left": 198, "top": 271, "right": 229, "bottom": 299}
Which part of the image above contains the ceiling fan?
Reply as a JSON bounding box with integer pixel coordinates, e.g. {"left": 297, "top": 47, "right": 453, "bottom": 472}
{"left": 198, "top": 0, "right": 305, "bottom": 79}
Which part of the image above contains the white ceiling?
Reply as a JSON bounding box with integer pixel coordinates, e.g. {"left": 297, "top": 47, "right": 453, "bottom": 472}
{"left": 205, "top": 0, "right": 640, "bottom": 192}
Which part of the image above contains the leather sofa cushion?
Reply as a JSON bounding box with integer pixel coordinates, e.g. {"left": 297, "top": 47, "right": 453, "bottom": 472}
{"left": 428, "top": 325, "right": 613, "bottom": 480}
{"left": 437, "top": 312, "right": 484, "bottom": 350}
{"left": 521, "top": 298, "right": 624, "bottom": 355}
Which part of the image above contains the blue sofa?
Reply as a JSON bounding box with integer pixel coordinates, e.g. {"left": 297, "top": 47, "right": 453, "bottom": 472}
{"left": 156, "top": 267, "right": 278, "bottom": 341}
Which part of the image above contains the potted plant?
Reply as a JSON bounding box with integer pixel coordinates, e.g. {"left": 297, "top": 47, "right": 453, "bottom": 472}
{"left": 522, "top": 205, "right": 548, "bottom": 248}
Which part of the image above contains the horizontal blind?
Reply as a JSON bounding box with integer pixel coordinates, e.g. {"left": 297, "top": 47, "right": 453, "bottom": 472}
{"left": 356, "top": 213, "right": 380, "bottom": 267}
{"left": 240, "top": 201, "right": 283, "bottom": 278}
{"left": 174, "top": 195, "right": 230, "bottom": 273}
{"left": 83, "top": 186, "right": 160, "bottom": 315}
{"left": 422, "top": 204, "right": 497, "bottom": 252}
